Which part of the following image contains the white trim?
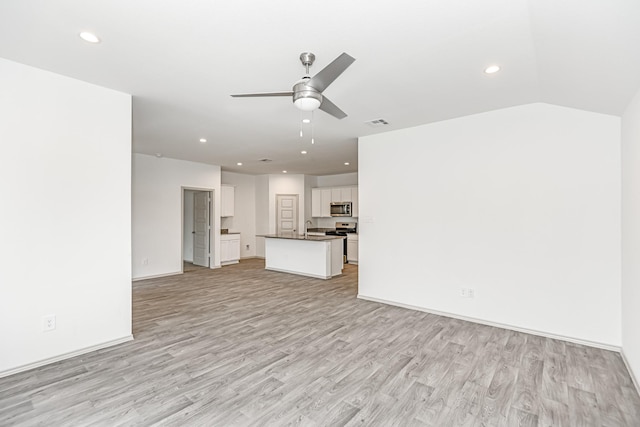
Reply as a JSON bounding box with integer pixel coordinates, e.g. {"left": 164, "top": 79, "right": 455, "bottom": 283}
{"left": 0, "top": 335, "right": 134, "bottom": 379}
{"left": 266, "top": 267, "right": 331, "bottom": 280}
{"left": 357, "top": 294, "right": 621, "bottom": 352}
{"left": 621, "top": 349, "right": 640, "bottom": 395}
{"left": 132, "top": 271, "right": 182, "bottom": 281}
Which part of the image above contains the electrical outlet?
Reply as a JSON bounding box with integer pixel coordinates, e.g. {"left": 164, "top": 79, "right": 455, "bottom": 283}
{"left": 460, "top": 288, "right": 475, "bottom": 298}
{"left": 245, "top": 244, "right": 250, "bottom": 250}
{"left": 43, "top": 315, "right": 56, "bottom": 331}
{"left": 142, "top": 258, "right": 149, "bottom": 266}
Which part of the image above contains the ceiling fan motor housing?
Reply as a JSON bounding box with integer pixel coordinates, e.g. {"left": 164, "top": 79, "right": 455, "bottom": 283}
{"left": 293, "top": 79, "right": 322, "bottom": 110}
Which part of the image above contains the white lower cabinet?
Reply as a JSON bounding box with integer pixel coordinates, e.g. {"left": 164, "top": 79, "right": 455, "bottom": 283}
{"left": 220, "top": 234, "right": 240, "bottom": 265}
{"left": 347, "top": 234, "right": 358, "bottom": 264}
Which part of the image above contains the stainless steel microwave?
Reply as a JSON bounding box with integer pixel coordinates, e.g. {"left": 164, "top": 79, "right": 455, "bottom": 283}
{"left": 330, "top": 202, "right": 352, "bottom": 217}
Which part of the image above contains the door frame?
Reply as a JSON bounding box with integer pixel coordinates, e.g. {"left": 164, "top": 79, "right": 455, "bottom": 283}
{"left": 275, "top": 193, "right": 299, "bottom": 235}
{"left": 181, "top": 186, "right": 215, "bottom": 273}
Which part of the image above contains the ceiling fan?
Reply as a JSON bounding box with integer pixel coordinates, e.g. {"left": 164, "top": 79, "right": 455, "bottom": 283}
{"left": 231, "top": 52, "right": 355, "bottom": 119}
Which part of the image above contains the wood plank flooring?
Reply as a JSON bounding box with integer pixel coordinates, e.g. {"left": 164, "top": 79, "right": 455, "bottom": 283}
{"left": 1, "top": 259, "right": 639, "bottom": 426}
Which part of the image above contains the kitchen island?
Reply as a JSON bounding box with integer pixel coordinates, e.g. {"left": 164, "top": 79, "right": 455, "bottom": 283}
{"left": 259, "top": 234, "right": 345, "bottom": 279}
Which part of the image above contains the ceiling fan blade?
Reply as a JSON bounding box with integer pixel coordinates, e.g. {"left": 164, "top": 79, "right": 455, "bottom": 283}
{"left": 307, "top": 53, "right": 355, "bottom": 93}
{"left": 231, "top": 92, "right": 293, "bottom": 98}
{"left": 319, "top": 96, "right": 348, "bottom": 120}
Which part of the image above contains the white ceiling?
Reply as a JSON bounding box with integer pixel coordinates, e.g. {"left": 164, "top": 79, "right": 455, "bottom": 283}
{"left": 1, "top": 0, "right": 639, "bottom": 175}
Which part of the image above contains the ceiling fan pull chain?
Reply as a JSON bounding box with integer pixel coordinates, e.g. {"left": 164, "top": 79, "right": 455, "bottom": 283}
{"left": 300, "top": 111, "right": 304, "bottom": 138}
{"left": 311, "top": 111, "right": 315, "bottom": 144}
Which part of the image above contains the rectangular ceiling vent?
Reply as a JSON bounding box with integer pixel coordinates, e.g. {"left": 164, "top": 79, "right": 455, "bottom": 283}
{"left": 365, "top": 118, "right": 390, "bottom": 127}
{"left": 259, "top": 158, "right": 273, "bottom": 162}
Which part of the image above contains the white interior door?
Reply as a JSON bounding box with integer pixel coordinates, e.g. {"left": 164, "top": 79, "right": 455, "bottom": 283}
{"left": 276, "top": 194, "right": 298, "bottom": 235}
{"left": 193, "top": 191, "right": 210, "bottom": 267}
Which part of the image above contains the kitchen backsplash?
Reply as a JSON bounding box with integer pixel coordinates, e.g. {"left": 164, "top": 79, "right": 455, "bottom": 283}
{"left": 314, "top": 217, "right": 358, "bottom": 229}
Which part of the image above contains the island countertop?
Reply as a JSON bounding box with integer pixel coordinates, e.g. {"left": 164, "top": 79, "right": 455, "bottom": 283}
{"left": 258, "top": 234, "right": 344, "bottom": 241}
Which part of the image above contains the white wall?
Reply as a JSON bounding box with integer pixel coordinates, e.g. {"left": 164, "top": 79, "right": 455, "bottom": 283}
{"left": 132, "top": 154, "right": 221, "bottom": 279}
{"left": 221, "top": 171, "right": 257, "bottom": 258}
{"left": 0, "top": 58, "right": 132, "bottom": 375}
{"left": 268, "top": 174, "right": 306, "bottom": 234}
{"left": 304, "top": 175, "right": 318, "bottom": 224}
{"left": 622, "top": 87, "right": 640, "bottom": 384}
{"left": 255, "top": 175, "right": 269, "bottom": 258}
{"left": 316, "top": 172, "right": 358, "bottom": 187}
{"left": 359, "top": 103, "right": 621, "bottom": 347}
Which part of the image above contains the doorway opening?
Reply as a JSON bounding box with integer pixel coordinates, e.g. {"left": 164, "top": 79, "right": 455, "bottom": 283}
{"left": 182, "top": 188, "right": 214, "bottom": 272}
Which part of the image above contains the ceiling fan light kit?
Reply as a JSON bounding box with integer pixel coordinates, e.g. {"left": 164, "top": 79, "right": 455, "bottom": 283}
{"left": 293, "top": 87, "right": 322, "bottom": 111}
{"left": 231, "top": 52, "right": 355, "bottom": 119}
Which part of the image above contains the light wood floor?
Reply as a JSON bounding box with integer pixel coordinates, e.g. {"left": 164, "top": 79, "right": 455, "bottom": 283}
{"left": 1, "top": 259, "right": 639, "bottom": 426}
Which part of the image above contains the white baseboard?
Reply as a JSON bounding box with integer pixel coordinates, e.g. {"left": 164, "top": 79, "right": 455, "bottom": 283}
{"left": 0, "top": 335, "right": 134, "bottom": 379}
{"left": 357, "top": 294, "right": 621, "bottom": 352}
{"left": 132, "top": 271, "right": 182, "bottom": 281}
{"left": 621, "top": 350, "right": 640, "bottom": 395}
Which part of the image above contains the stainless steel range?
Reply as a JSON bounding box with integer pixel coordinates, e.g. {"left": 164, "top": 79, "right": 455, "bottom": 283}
{"left": 326, "top": 222, "right": 357, "bottom": 263}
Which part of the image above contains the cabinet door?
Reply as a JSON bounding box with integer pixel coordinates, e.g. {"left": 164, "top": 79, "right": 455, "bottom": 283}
{"left": 220, "top": 239, "right": 230, "bottom": 262}
{"left": 230, "top": 238, "right": 241, "bottom": 261}
{"left": 351, "top": 186, "right": 359, "bottom": 217}
{"left": 341, "top": 187, "right": 352, "bottom": 202}
{"left": 347, "top": 240, "right": 358, "bottom": 262}
{"left": 331, "top": 188, "right": 342, "bottom": 202}
{"left": 321, "top": 189, "right": 331, "bottom": 217}
{"left": 221, "top": 185, "right": 235, "bottom": 217}
{"left": 311, "top": 188, "right": 322, "bottom": 217}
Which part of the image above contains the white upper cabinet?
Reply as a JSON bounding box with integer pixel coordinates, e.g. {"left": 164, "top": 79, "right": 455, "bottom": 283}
{"left": 311, "top": 185, "right": 358, "bottom": 217}
{"left": 311, "top": 188, "right": 322, "bottom": 218}
{"left": 331, "top": 188, "right": 342, "bottom": 203}
{"left": 341, "top": 187, "right": 352, "bottom": 202}
{"left": 321, "top": 189, "right": 331, "bottom": 217}
{"left": 221, "top": 185, "right": 235, "bottom": 217}
{"left": 351, "top": 186, "right": 359, "bottom": 217}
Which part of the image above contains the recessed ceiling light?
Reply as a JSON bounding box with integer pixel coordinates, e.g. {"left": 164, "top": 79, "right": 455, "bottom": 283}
{"left": 155, "top": 153, "right": 163, "bottom": 158}
{"left": 344, "top": 162, "right": 350, "bottom": 166}
{"left": 236, "top": 162, "right": 243, "bottom": 166}
{"left": 301, "top": 150, "right": 307, "bottom": 155}
{"left": 302, "top": 119, "right": 311, "bottom": 124}
{"left": 199, "top": 138, "right": 207, "bottom": 143}
{"left": 282, "top": 170, "right": 288, "bottom": 174}
{"left": 484, "top": 65, "right": 501, "bottom": 74}
{"left": 79, "top": 32, "right": 101, "bottom": 44}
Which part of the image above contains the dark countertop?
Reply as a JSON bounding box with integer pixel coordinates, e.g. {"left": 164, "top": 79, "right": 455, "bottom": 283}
{"left": 220, "top": 231, "right": 240, "bottom": 235}
{"left": 258, "top": 234, "right": 345, "bottom": 241}
{"left": 306, "top": 228, "right": 336, "bottom": 233}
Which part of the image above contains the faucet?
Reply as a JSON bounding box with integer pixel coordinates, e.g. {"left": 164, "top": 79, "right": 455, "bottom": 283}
{"left": 304, "top": 220, "right": 313, "bottom": 238}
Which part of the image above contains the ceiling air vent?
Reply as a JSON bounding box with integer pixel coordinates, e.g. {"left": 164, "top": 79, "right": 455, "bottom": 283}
{"left": 365, "top": 118, "right": 390, "bottom": 127}
{"left": 259, "top": 158, "right": 273, "bottom": 162}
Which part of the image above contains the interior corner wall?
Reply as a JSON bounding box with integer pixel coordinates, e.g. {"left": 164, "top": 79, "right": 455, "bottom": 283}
{"left": 221, "top": 171, "right": 257, "bottom": 258}
{"left": 0, "top": 58, "right": 132, "bottom": 375}
{"left": 132, "top": 154, "right": 221, "bottom": 279}
{"left": 359, "top": 103, "right": 621, "bottom": 347}
{"left": 622, "top": 87, "right": 640, "bottom": 386}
